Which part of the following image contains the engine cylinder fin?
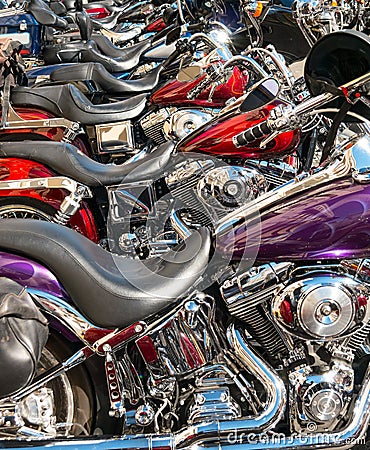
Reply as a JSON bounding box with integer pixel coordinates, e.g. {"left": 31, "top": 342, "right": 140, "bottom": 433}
{"left": 263, "top": 173, "right": 289, "bottom": 188}
{"left": 243, "top": 306, "right": 288, "bottom": 359}
{"left": 171, "top": 178, "right": 219, "bottom": 227}
{"left": 229, "top": 295, "right": 288, "bottom": 360}
{"left": 221, "top": 264, "right": 292, "bottom": 361}
{"left": 347, "top": 321, "right": 370, "bottom": 351}
{"left": 228, "top": 285, "right": 278, "bottom": 317}
{"left": 142, "top": 122, "right": 167, "bottom": 145}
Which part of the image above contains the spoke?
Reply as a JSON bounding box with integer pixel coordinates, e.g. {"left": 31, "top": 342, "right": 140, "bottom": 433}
{"left": 0, "top": 207, "right": 50, "bottom": 221}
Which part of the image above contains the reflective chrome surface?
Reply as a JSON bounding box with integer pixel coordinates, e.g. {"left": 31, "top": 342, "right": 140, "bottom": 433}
{"left": 289, "top": 353, "right": 354, "bottom": 432}
{"left": 165, "top": 159, "right": 215, "bottom": 190}
{"left": 272, "top": 273, "right": 370, "bottom": 340}
{"left": 188, "top": 387, "right": 241, "bottom": 424}
{"left": 0, "top": 176, "right": 91, "bottom": 197}
{"left": 293, "top": 0, "right": 365, "bottom": 46}
{"left": 164, "top": 109, "right": 213, "bottom": 140}
{"left": 197, "top": 166, "right": 267, "bottom": 209}
{"left": 136, "top": 294, "right": 217, "bottom": 378}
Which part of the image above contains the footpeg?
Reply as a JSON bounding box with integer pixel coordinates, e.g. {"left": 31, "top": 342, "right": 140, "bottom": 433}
{"left": 103, "top": 344, "right": 126, "bottom": 418}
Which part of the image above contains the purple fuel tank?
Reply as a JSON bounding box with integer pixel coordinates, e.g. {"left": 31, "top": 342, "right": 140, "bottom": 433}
{"left": 216, "top": 135, "right": 370, "bottom": 263}
{"left": 0, "top": 251, "right": 66, "bottom": 298}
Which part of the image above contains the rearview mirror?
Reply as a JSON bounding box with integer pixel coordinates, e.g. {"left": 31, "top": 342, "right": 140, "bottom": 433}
{"left": 177, "top": 65, "right": 202, "bottom": 82}
{"left": 240, "top": 77, "right": 280, "bottom": 112}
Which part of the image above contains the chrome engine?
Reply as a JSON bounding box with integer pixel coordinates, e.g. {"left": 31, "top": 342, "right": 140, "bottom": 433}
{"left": 166, "top": 158, "right": 267, "bottom": 226}
{"left": 106, "top": 157, "right": 268, "bottom": 256}
{"left": 220, "top": 259, "right": 370, "bottom": 434}
{"left": 197, "top": 166, "right": 266, "bottom": 208}
{"left": 293, "top": 0, "right": 364, "bottom": 46}
{"left": 272, "top": 273, "right": 370, "bottom": 340}
{"left": 140, "top": 108, "right": 214, "bottom": 145}
{"left": 121, "top": 293, "right": 267, "bottom": 433}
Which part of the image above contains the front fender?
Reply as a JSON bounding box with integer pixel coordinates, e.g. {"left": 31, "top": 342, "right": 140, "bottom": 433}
{"left": 0, "top": 158, "right": 99, "bottom": 242}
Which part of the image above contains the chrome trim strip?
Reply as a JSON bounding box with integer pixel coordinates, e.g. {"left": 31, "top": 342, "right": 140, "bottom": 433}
{"left": 3, "top": 104, "right": 79, "bottom": 130}
{"left": 29, "top": 290, "right": 100, "bottom": 344}
{"left": 0, "top": 176, "right": 92, "bottom": 197}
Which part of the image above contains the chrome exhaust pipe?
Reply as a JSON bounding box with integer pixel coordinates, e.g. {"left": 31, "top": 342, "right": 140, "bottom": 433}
{"left": 202, "top": 366, "right": 370, "bottom": 450}
{"left": 169, "top": 208, "right": 192, "bottom": 240}
{"left": 3, "top": 327, "right": 369, "bottom": 450}
{"left": 1, "top": 325, "right": 285, "bottom": 449}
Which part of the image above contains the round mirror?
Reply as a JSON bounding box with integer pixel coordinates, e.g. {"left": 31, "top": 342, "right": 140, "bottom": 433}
{"left": 304, "top": 29, "right": 370, "bottom": 120}
{"left": 240, "top": 77, "right": 280, "bottom": 112}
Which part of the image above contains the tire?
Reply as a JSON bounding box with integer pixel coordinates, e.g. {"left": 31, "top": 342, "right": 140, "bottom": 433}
{"left": 26, "top": 334, "right": 95, "bottom": 436}
{"left": 0, "top": 197, "right": 56, "bottom": 221}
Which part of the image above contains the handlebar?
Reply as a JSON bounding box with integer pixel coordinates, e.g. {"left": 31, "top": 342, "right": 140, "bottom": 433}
{"left": 161, "top": 39, "right": 194, "bottom": 69}
{"left": 186, "top": 61, "right": 223, "bottom": 100}
{"left": 233, "top": 121, "right": 272, "bottom": 147}
{"left": 233, "top": 71, "right": 370, "bottom": 147}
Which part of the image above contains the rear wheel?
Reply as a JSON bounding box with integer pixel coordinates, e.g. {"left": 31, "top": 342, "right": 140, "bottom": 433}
{"left": 19, "top": 334, "right": 95, "bottom": 437}
{"left": 0, "top": 197, "right": 56, "bottom": 221}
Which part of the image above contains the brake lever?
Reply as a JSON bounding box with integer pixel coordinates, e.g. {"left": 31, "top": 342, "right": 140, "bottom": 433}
{"left": 260, "top": 130, "right": 280, "bottom": 148}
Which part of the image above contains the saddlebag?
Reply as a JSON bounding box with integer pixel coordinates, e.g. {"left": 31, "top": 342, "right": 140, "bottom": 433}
{"left": 0, "top": 278, "right": 48, "bottom": 398}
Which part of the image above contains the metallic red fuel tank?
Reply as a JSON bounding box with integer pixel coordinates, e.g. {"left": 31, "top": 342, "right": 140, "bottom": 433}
{"left": 150, "top": 67, "right": 248, "bottom": 108}
{"left": 177, "top": 101, "right": 301, "bottom": 159}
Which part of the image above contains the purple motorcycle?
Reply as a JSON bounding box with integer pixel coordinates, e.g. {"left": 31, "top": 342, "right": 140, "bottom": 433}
{"left": 0, "top": 30, "right": 368, "bottom": 449}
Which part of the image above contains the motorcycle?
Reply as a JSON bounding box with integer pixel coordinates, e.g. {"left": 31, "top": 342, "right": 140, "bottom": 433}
{"left": 230, "top": 0, "right": 370, "bottom": 63}
{"left": 0, "top": 52, "right": 300, "bottom": 257}
{"left": 0, "top": 0, "right": 179, "bottom": 73}
{"left": 0, "top": 27, "right": 368, "bottom": 448}
{"left": 0, "top": 23, "right": 304, "bottom": 166}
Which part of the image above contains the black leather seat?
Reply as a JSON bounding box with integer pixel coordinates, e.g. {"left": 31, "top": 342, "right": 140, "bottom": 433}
{"left": 76, "top": 9, "right": 151, "bottom": 61}
{"left": 27, "top": 0, "right": 68, "bottom": 29}
{"left": 11, "top": 84, "right": 147, "bottom": 125}
{"left": 50, "top": 62, "right": 162, "bottom": 94}
{"left": 0, "top": 220, "right": 211, "bottom": 328}
{"left": 42, "top": 9, "right": 150, "bottom": 72}
{"left": 79, "top": 40, "right": 148, "bottom": 72}
{"left": 43, "top": 40, "right": 146, "bottom": 73}
{"left": 0, "top": 141, "right": 174, "bottom": 186}
{"left": 92, "top": 35, "right": 151, "bottom": 59}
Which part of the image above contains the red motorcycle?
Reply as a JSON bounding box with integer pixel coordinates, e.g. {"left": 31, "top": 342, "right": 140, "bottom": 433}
{"left": 0, "top": 36, "right": 295, "bottom": 163}
{"left": 0, "top": 77, "right": 299, "bottom": 257}
{"left": 0, "top": 41, "right": 248, "bottom": 158}
{"left": 0, "top": 36, "right": 300, "bottom": 256}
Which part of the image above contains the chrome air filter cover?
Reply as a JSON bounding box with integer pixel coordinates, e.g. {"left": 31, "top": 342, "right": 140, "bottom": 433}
{"left": 272, "top": 272, "right": 370, "bottom": 340}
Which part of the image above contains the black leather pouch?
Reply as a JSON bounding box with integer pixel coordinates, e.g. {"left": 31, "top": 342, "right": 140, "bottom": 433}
{"left": 0, "top": 278, "right": 48, "bottom": 398}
